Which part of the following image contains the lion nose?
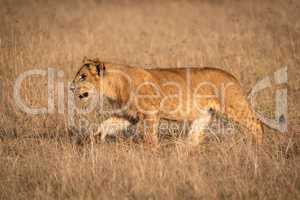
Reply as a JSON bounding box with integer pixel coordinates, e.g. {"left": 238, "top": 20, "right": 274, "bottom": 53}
{"left": 79, "top": 92, "right": 89, "bottom": 99}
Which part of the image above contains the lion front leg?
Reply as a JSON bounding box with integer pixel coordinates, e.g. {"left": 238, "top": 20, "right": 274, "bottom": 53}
{"left": 187, "top": 109, "right": 213, "bottom": 146}
{"left": 136, "top": 115, "right": 160, "bottom": 147}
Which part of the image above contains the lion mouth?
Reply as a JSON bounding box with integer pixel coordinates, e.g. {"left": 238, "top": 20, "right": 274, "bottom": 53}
{"left": 79, "top": 92, "right": 89, "bottom": 99}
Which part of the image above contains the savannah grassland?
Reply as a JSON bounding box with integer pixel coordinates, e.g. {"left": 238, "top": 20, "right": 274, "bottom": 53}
{"left": 0, "top": 0, "right": 300, "bottom": 199}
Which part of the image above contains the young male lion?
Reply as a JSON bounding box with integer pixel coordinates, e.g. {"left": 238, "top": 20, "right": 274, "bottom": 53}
{"left": 70, "top": 58, "right": 263, "bottom": 146}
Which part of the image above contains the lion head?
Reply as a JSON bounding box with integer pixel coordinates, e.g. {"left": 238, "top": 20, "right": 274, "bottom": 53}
{"left": 70, "top": 57, "right": 129, "bottom": 117}
{"left": 70, "top": 57, "right": 107, "bottom": 101}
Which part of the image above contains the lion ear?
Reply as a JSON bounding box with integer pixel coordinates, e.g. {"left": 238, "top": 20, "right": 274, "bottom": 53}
{"left": 96, "top": 63, "right": 106, "bottom": 76}
{"left": 82, "top": 56, "right": 88, "bottom": 64}
{"left": 93, "top": 57, "right": 100, "bottom": 63}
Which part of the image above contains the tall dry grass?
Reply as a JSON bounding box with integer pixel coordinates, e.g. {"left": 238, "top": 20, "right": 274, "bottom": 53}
{"left": 0, "top": 0, "right": 299, "bottom": 199}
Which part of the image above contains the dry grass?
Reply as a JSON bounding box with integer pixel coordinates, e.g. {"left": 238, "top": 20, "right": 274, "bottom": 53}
{"left": 0, "top": 0, "right": 300, "bottom": 199}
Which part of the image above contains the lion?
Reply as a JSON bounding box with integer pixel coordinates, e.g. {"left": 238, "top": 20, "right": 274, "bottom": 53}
{"left": 70, "top": 57, "right": 264, "bottom": 146}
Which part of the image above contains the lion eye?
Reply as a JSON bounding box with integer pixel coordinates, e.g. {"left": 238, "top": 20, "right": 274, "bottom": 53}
{"left": 79, "top": 74, "right": 87, "bottom": 81}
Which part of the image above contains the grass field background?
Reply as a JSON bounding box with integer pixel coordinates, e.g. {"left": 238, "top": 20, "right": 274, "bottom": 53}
{"left": 0, "top": 0, "right": 299, "bottom": 199}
